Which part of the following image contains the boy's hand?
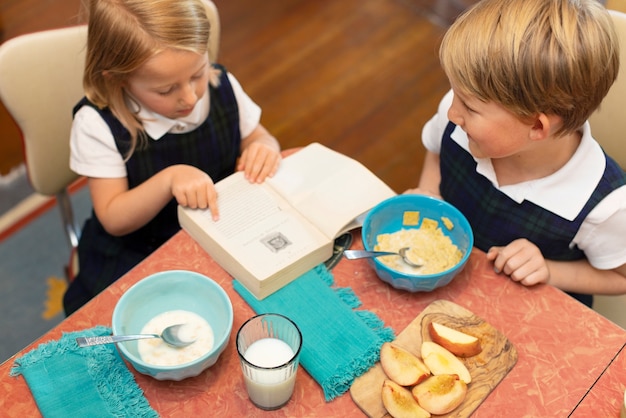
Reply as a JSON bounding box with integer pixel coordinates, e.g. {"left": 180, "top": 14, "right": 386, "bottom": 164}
{"left": 402, "top": 188, "right": 442, "bottom": 199}
{"left": 487, "top": 239, "right": 550, "bottom": 286}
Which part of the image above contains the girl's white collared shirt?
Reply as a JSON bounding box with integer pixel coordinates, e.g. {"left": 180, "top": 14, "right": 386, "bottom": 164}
{"left": 70, "top": 72, "right": 260, "bottom": 179}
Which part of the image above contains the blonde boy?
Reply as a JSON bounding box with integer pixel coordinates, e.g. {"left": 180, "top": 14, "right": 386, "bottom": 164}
{"left": 410, "top": 0, "right": 626, "bottom": 306}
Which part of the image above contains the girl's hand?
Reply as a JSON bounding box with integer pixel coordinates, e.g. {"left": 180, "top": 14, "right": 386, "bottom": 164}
{"left": 238, "top": 124, "right": 281, "bottom": 183}
{"left": 169, "top": 165, "right": 219, "bottom": 220}
{"left": 238, "top": 140, "right": 281, "bottom": 183}
{"left": 486, "top": 238, "right": 550, "bottom": 286}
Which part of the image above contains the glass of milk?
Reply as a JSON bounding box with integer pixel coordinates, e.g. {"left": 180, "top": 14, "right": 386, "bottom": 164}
{"left": 236, "top": 313, "right": 302, "bottom": 410}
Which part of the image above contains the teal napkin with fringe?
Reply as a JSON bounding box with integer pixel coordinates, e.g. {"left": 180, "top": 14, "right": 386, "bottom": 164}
{"left": 10, "top": 325, "right": 158, "bottom": 418}
{"left": 233, "top": 264, "right": 395, "bottom": 401}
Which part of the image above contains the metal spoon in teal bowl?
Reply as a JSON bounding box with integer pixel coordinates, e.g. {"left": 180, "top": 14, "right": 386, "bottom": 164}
{"left": 343, "top": 247, "right": 423, "bottom": 267}
{"left": 75, "top": 323, "right": 195, "bottom": 348}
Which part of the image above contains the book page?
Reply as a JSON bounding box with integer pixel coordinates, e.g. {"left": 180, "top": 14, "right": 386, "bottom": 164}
{"left": 210, "top": 175, "right": 281, "bottom": 240}
{"left": 266, "top": 143, "right": 396, "bottom": 238}
{"left": 185, "top": 172, "right": 330, "bottom": 279}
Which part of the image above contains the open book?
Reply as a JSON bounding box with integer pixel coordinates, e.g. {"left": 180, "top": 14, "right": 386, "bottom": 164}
{"left": 178, "top": 142, "right": 396, "bottom": 299}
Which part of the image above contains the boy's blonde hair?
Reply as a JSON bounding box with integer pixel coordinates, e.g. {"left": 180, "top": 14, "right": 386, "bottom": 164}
{"left": 83, "top": 0, "right": 211, "bottom": 154}
{"left": 440, "top": 0, "right": 619, "bottom": 136}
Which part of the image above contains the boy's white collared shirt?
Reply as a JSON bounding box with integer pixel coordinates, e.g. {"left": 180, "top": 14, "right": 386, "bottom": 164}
{"left": 450, "top": 122, "right": 602, "bottom": 222}
{"left": 422, "top": 90, "right": 626, "bottom": 270}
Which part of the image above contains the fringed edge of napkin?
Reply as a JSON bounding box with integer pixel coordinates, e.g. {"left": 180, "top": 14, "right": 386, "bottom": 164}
{"left": 309, "top": 267, "right": 396, "bottom": 401}
{"left": 10, "top": 325, "right": 158, "bottom": 418}
{"left": 10, "top": 326, "right": 113, "bottom": 375}
{"left": 320, "top": 311, "right": 395, "bottom": 399}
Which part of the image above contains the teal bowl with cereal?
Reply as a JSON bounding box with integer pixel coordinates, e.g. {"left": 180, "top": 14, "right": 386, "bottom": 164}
{"left": 361, "top": 194, "right": 473, "bottom": 292}
{"left": 112, "top": 270, "right": 233, "bottom": 380}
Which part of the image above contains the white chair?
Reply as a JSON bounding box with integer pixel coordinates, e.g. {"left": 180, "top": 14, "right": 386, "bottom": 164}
{"left": 0, "top": 0, "right": 220, "bottom": 280}
{"left": 0, "top": 25, "right": 87, "bottom": 279}
{"left": 589, "top": 9, "right": 626, "bottom": 169}
{"left": 204, "top": 0, "right": 221, "bottom": 63}
{"left": 588, "top": 9, "right": 626, "bottom": 329}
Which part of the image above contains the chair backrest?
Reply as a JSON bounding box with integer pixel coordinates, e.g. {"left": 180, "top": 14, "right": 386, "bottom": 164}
{"left": 0, "top": 0, "right": 220, "bottom": 197}
{"left": 588, "top": 9, "right": 626, "bottom": 169}
{"left": 0, "top": 25, "right": 87, "bottom": 196}
{"left": 204, "top": 0, "right": 220, "bottom": 62}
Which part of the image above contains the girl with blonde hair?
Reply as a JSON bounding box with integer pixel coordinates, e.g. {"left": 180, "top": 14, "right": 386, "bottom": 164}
{"left": 64, "top": 0, "right": 281, "bottom": 314}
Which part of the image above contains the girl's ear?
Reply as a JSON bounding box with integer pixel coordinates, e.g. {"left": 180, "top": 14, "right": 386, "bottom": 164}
{"left": 103, "top": 70, "right": 128, "bottom": 88}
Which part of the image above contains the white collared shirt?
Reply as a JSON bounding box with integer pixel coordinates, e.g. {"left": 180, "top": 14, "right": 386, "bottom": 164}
{"left": 70, "top": 72, "right": 260, "bottom": 179}
{"left": 422, "top": 90, "right": 626, "bottom": 270}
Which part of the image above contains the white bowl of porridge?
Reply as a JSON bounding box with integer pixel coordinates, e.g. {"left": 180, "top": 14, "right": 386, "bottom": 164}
{"left": 112, "top": 270, "right": 233, "bottom": 380}
{"left": 361, "top": 194, "right": 473, "bottom": 292}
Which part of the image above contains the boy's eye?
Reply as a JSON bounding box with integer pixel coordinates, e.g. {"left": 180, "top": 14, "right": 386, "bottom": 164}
{"left": 461, "top": 100, "right": 475, "bottom": 113}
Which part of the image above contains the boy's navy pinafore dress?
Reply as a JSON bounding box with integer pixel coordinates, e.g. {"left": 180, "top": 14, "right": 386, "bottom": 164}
{"left": 439, "top": 122, "right": 626, "bottom": 307}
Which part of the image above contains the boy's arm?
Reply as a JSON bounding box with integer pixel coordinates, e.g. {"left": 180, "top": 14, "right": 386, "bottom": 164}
{"left": 488, "top": 239, "right": 626, "bottom": 295}
{"left": 548, "top": 259, "right": 626, "bottom": 295}
{"left": 404, "top": 150, "right": 442, "bottom": 197}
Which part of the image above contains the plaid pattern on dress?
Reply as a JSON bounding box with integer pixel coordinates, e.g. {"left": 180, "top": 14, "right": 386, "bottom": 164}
{"left": 440, "top": 122, "right": 626, "bottom": 261}
{"left": 64, "top": 65, "right": 241, "bottom": 314}
{"left": 438, "top": 122, "right": 626, "bottom": 307}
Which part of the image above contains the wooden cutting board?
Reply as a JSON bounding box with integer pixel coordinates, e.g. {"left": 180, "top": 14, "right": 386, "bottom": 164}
{"left": 350, "top": 300, "right": 518, "bottom": 417}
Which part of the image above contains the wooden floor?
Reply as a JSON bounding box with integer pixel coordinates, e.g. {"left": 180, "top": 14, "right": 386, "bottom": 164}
{"left": 0, "top": 0, "right": 470, "bottom": 193}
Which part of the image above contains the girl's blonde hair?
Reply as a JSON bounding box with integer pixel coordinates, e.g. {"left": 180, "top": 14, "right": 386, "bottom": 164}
{"left": 83, "top": 0, "right": 211, "bottom": 155}
{"left": 440, "top": 0, "right": 619, "bottom": 136}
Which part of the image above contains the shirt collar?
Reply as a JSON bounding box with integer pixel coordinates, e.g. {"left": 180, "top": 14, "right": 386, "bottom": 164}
{"left": 132, "top": 90, "right": 210, "bottom": 140}
{"left": 450, "top": 122, "right": 605, "bottom": 221}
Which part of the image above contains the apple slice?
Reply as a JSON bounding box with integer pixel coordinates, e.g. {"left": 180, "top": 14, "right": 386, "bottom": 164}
{"left": 412, "top": 374, "right": 467, "bottom": 415}
{"left": 421, "top": 341, "right": 471, "bottom": 384}
{"left": 380, "top": 342, "right": 431, "bottom": 386}
{"left": 382, "top": 379, "right": 431, "bottom": 418}
{"left": 428, "top": 322, "right": 482, "bottom": 357}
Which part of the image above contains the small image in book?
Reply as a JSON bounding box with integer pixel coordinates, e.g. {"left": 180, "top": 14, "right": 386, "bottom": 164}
{"left": 262, "top": 232, "right": 292, "bottom": 253}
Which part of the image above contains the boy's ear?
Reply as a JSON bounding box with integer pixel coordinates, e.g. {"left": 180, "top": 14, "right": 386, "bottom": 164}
{"left": 530, "top": 113, "right": 559, "bottom": 141}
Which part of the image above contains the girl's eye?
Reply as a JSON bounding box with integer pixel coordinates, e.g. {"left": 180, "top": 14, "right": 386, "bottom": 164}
{"left": 191, "top": 70, "right": 206, "bottom": 81}
{"left": 157, "top": 88, "right": 174, "bottom": 96}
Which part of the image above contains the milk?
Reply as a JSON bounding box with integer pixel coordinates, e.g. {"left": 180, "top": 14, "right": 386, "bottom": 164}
{"left": 243, "top": 338, "right": 297, "bottom": 409}
{"left": 138, "top": 310, "right": 214, "bottom": 366}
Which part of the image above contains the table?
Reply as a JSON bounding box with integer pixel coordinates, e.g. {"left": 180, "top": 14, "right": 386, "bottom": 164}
{"left": 1, "top": 230, "right": 625, "bottom": 417}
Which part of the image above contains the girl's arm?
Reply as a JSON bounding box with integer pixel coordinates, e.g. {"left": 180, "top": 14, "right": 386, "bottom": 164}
{"left": 237, "top": 123, "right": 281, "bottom": 183}
{"left": 89, "top": 123, "right": 281, "bottom": 235}
{"left": 89, "top": 163, "right": 219, "bottom": 236}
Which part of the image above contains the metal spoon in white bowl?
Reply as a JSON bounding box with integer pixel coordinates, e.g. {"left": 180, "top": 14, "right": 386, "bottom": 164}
{"left": 343, "top": 247, "right": 423, "bottom": 267}
{"left": 76, "top": 323, "right": 196, "bottom": 348}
